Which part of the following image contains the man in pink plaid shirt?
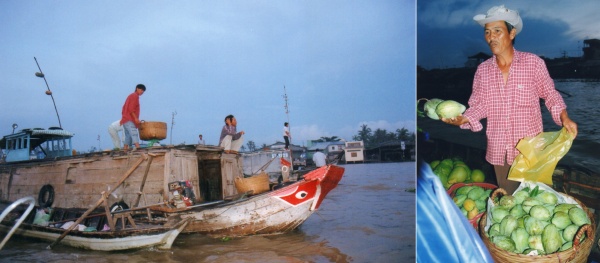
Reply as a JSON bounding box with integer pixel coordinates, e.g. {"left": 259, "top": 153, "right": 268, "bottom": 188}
{"left": 442, "top": 5, "right": 578, "bottom": 194}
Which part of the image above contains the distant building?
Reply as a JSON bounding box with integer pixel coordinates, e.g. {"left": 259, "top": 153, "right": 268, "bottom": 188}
{"left": 464, "top": 52, "right": 491, "bottom": 68}
{"left": 344, "top": 141, "right": 364, "bottom": 163}
{"left": 583, "top": 39, "right": 600, "bottom": 60}
{"left": 365, "top": 140, "right": 415, "bottom": 162}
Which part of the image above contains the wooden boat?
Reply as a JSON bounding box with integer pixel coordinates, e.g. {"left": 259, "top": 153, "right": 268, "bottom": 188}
{"left": 0, "top": 202, "right": 190, "bottom": 251}
{"left": 0, "top": 127, "right": 345, "bottom": 237}
{"left": 164, "top": 164, "right": 345, "bottom": 236}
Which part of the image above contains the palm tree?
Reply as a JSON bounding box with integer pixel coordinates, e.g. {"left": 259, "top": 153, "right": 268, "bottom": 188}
{"left": 353, "top": 124, "right": 372, "bottom": 145}
{"left": 246, "top": 141, "right": 256, "bottom": 152}
{"left": 397, "top": 128, "right": 410, "bottom": 141}
{"left": 318, "top": 136, "right": 341, "bottom": 142}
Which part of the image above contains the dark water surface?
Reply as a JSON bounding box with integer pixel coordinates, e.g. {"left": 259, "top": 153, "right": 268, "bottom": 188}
{"left": 0, "top": 162, "right": 415, "bottom": 263}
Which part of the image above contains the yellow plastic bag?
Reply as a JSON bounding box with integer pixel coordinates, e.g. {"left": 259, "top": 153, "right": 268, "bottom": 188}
{"left": 508, "top": 128, "right": 574, "bottom": 185}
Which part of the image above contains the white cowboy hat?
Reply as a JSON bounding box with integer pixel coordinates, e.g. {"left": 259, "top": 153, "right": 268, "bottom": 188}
{"left": 473, "top": 5, "right": 522, "bottom": 35}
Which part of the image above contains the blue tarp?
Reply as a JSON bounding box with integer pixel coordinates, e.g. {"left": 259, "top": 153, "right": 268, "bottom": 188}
{"left": 417, "top": 161, "right": 493, "bottom": 263}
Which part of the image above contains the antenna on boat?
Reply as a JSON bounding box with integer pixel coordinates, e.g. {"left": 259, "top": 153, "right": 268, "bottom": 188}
{"left": 170, "top": 111, "right": 177, "bottom": 145}
{"left": 283, "top": 86, "right": 293, "bottom": 171}
{"left": 34, "top": 57, "right": 62, "bottom": 129}
{"left": 283, "top": 86, "right": 290, "bottom": 125}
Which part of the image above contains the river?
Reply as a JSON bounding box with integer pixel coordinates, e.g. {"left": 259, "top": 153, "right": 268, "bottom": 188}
{"left": 542, "top": 81, "right": 600, "bottom": 171}
{"left": 0, "top": 162, "right": 415, "bottom": 263}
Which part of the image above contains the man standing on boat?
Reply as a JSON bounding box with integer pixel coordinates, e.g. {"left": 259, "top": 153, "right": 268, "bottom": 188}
{"left": 283, "top": 122, "right": 291, "bottom": 150}
{"left": 120, "top": 84, "right": 146, "bottom": 151}
{"left": 108, "top": 120, "right": 123, "bottom": 150}
{"left": 198, "top": 134, "right": 206, "bottom": 145}
{"left": 219, "top": 114, "right": 244, "bottom": 154}
{"left": 441, "top": 5, "right": 578, "bottom": 194}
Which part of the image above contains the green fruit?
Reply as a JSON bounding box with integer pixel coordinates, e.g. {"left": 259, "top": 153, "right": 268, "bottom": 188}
{"left": 525, "top": 216, "right": 548, "bottom": 236}
{"left": 551, "top": 211, "right": 572, "bottom": 230}
{"left": 560, "top": 241, "right": 573, "bottom": 252}
{"left": 429, "top": 160, "right": 440, "bottom": 170}
{"left": 568, "top": 207, "right": 590, "bottom": 226}
{"left": 480, "top": 189, "right": 492, "bottom": 201}
{"left": 522, "top": 198, "right": 543, "bottom": 213}
{"left": 554, "top": 203, "right": 577, "bottom": 214}
{"left": 453, "top": 162, "right": 471, "bottom": 177}
{"left": 528, "top": 235, "right": 545, "bottom": 254}
{"left": 460, "top": 207, "right": 468, "bottom": 217}
{"left": 488, "top": 223, "right": 501, "bottom": 237}
{"left": 453, "top": 194, "right": 467, "bottom": 207}
{"left": 509, "top": 204, "right": 526, "bottom": 218}
{"left": 544, "top": 204, "right": 555, "bottom": 214}
{"left": 535, "top": 191, "right": 558, "bottom": 205}
{"left": 563, "top": 224, "right": 579, "bottom": 241}
{"left": 529, "top": 205, "right": 552, "bottom": 222}
{"left": 467, "top": 187, "right": 485, "bottom": 200}
{"left": 491, "top": 235, "right": 516, "bottom": 252}
{"left": 492, "top": 206, "right": 509, "bottom": 224}
{"left": 455, "top": 186, "right": 474, "bottom": 196}
{"left": 513, "top": 190, "right": 530, "bottom": 205}
{"left": 511, "top": 227, "right": 530, "bottom": 253}
{"left": 542, "top": 224, "right": 561, "bottom": 254}
{"left": 475, "top": 199, "right": 486, "bottom": 212}
{"left": 499, "top": 195, "right": 516, "bottom": 209}
{"left": 500, "top": 215, "right": 518, "bottom": 236}
{"left": 424, "top": 98, "right": 444, "bottom": 120}
{"left": 435, "top": 100, "right": 466, "bottom": 119}
{"left": 447, "top": 166, "right": 468, "bottom": 184}
{"left": 433, "top": 164, "right": 452, "bottom": 189}
{"left": 470, "top": 169, "right": 485, "bottom": 183}
{"left": 440, "top": 159, "right": 454, "bottom": 169}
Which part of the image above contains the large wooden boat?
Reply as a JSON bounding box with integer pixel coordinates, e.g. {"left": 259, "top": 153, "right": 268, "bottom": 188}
{"left": 0, "top": 127, "right": 345, "bottom": 237}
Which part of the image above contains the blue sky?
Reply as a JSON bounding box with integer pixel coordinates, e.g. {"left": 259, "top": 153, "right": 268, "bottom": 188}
{"left": 0, "top": 1, "right": 415, "bottom": 151}
{"left": 418, "top": 0, "right": 600, "bottom": 69}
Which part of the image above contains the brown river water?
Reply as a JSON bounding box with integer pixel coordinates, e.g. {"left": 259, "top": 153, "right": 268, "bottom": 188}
{"left": 0, "top": 162, "right": 415, "bottom": 263}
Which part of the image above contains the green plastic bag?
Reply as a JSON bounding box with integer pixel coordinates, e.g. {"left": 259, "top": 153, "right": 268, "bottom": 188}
{"left": 508, "top": 128, "right": 573, "bottom": 185}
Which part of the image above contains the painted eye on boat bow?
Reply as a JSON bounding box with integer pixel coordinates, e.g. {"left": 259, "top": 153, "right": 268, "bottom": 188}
{"left": 295, "top": 191, "right": 308, "bottom": 199}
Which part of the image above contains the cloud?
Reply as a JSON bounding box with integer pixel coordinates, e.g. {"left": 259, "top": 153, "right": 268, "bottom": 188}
{"left": 420, "top": 0, "right": 600, "bottom": 40}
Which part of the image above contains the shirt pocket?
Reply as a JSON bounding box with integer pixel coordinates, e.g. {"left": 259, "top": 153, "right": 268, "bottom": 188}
{"left": 513, "top": 82, "right": 537, "bottom": 107}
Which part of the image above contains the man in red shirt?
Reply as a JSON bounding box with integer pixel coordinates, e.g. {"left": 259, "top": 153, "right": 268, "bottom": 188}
{"left": 442, "top": 5, "right": 578, "bottom": 194}
{"left": 120, "top": 84, "right": 146, "bottom": 150}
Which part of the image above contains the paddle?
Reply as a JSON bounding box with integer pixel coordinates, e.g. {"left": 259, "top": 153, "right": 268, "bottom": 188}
{"left": 47, "top": 154, "right": 147, "bottom": 249}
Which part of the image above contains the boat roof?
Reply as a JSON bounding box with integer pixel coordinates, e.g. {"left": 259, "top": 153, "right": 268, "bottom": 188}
{"left": 0, "top": 128, "right": 74, "bottom": 150}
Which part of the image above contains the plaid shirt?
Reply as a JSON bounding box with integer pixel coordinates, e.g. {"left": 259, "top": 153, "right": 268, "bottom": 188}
{"left": 460, "top": 49, "right": 566, "bottom": 165}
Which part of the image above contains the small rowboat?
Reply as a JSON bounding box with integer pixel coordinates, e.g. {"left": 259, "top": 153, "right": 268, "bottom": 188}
{"left": 0, "top": 201, "right": 190, "bottom": 251}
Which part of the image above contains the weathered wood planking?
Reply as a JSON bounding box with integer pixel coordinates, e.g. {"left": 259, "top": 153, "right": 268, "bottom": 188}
{"left": 0, "top": 147, "right": 234, "bottom": 209}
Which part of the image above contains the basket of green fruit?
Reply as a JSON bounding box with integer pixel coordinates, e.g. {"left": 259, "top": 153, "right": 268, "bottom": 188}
{"left": 478, "top": 183, "right": 595, "bottom": 263}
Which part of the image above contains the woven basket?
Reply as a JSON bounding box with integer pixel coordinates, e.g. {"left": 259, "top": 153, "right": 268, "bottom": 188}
{"left": 478, "top": 192, "right": 596, "bottom": 263}
{"left": 447, "top": 182, "right": 498, "bottom": 230}
{"left": 139, "top": 121, "right": 167, "bottom": 140}
{"left": 235, "top": 172, "right": 270, "bottom": 195}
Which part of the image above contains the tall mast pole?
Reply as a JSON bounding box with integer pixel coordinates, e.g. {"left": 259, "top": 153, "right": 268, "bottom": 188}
{"left": 34, "top": 57, "right": 62, "bottom": 128}
{"left": 283, "top": 86, "right": 293, "bottom": 170}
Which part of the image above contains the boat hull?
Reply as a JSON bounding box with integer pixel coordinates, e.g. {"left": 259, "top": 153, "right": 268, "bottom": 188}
{"left": 175, "top": 165, "right": 345, "bottom": 236}
{"left": 0, "top": 219, "right": 189, "bottom": 251}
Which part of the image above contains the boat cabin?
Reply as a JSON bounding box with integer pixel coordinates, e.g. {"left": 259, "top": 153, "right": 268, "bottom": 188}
{"left": 0, "top": 128, "right": 73, "bottom": 162}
